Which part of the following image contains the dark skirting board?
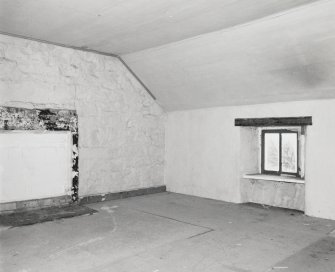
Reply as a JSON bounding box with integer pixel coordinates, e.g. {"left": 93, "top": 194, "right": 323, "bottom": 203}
{"left": 79, "top": 185, "right": 167, "bottom": 205}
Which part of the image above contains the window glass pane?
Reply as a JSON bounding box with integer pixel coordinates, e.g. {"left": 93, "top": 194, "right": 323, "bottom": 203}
{"left": 264, "top": 133, "right": 280, "bottom": 172}
{"left": 282, "top": 133, "right": 298, "bottom": 173}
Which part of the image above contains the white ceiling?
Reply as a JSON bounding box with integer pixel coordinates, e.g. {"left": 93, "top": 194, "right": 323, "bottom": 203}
{"left": 0, "top": 0, "right": 318, "bottom": 55}
{"left": 124, "top": 0, "right": 335, "bottom": 110}
{"left": 1, "top": 0, "right": 334, "bottom": 110}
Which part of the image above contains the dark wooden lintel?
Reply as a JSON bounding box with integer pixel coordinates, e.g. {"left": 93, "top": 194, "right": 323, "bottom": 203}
{"left": 235, "top": 116, "right": 312, "bottom": 127}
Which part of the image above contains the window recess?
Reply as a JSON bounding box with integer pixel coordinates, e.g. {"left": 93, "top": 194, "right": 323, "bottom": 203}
{"left": 235, "top": 116, "right": 311, "bottom": 180}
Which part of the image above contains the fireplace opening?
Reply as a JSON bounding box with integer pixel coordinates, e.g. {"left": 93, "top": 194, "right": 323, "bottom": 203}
{"left": 0, "top": 106, "right": 79, "bottom": 211}
{"left": 0, "top": 131, "right": 73, "bottom": 203}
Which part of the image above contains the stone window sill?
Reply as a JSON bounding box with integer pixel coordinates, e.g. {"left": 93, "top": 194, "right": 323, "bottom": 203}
{"left": 243, "top": 174, "right": 305, "bottom": 184}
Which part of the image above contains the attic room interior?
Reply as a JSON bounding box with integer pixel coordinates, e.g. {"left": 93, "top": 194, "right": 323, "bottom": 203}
{"left": 0, "top": 0, "right": 335, "bottom": 271}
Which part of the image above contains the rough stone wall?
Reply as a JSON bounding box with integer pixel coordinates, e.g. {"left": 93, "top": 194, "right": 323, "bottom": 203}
{"left": 241, "top": 179, "right": 305, "bottom": 211}
{"left": 0, "top": 34, "right": 165, "bottom": 197}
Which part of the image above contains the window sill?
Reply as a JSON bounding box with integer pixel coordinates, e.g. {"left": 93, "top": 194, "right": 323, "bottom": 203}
{"left": 243, "top": 174, "right": 305, "bottom": 184}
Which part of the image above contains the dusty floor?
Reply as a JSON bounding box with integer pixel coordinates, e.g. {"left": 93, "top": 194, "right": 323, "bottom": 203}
{"left": 1, "top": 192, "right": 335, "bottom": 272}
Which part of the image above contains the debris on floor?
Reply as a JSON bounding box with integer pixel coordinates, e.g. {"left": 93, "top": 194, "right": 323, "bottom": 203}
{"left": 0, "top": 205, "right": 97, "bottom": 227}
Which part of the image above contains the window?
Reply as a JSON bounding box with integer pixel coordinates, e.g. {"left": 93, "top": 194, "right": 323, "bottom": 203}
{"left": 261, "top": 130, "right": 299, "bottom": 177}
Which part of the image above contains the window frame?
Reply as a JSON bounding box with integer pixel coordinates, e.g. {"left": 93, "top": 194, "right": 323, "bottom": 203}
{"left": 261, "top": 129, "right": 299, "bottom": 177}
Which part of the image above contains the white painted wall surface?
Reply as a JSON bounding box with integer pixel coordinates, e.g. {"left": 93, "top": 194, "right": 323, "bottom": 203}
{"left": 0, "top": 131, "right": 72, "bottom": 202}
{"left": 165, "top": 99, "right": 335, "bottom": 220}
{"left": 0, "top": 34, "right": 165, "bottom": 198}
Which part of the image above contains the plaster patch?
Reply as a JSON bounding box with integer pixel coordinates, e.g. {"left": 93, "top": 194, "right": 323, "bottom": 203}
{"left": 0, "top": 106, "right": 79, "bottom": 201}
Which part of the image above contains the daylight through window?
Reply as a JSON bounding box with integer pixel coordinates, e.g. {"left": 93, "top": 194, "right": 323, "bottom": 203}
{"left": 262, "top": 130, "right": 299, "bottom": 176}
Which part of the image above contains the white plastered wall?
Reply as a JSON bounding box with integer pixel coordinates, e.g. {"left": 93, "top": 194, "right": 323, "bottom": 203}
{"left": 165, "top": 99, "right": 335, "bottom": 220}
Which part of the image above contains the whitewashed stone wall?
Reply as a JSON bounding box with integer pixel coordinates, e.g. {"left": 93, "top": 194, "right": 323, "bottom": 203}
{"left": 0, "top": 34, "right": 165, "bottom": 197}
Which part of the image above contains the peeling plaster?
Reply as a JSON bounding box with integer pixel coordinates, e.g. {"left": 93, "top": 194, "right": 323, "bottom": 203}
{"left": 0, "top": 106, "right": 79, "bottom": 202}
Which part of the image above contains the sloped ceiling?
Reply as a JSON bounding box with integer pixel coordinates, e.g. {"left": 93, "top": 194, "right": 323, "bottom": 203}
{"left": 1, "top": 0, "right": 334, "bottom": 110}
{"left": 0, "top": 0, "right": 318, "bottom": 54}
{"left": 123, "top": 0, "right": 335, "bottom": 110}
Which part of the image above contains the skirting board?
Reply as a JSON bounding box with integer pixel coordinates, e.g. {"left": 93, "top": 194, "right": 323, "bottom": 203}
{"left": 79, "top": 185, "right": 166, "bottom": 205}
{"left": 0, "top": 195, "right": 72, "bottom": 213}
{"left": 0, "top": 186, "right": 166, "bottom": 213}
